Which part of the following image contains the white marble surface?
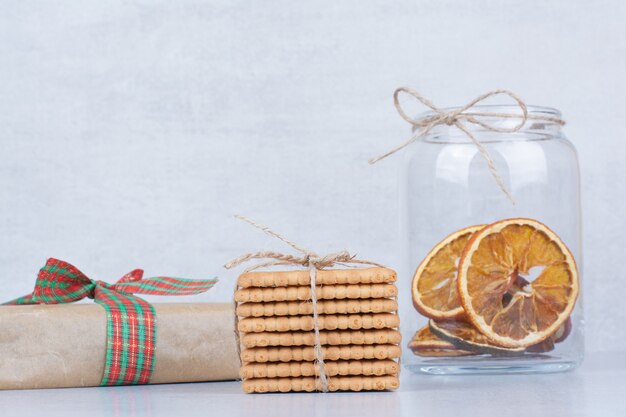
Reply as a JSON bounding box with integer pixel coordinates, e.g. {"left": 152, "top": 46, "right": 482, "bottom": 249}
{"left": 1, "top": 352, "right": 624, "bottom": 417}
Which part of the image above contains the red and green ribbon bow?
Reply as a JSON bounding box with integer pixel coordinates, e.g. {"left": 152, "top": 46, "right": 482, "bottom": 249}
{"left": 4, "top": 258, "right": 217, "bottom": 386}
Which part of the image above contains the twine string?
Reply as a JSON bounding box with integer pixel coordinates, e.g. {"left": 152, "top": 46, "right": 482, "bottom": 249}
{"left": 369, "top": 87, "right": 566, "bottom": 204}
{"left": 225, "top": 215, "right": 385, "bottom": 393}
{"left": 308, "top": 264, "right": 328, "bottom": 390}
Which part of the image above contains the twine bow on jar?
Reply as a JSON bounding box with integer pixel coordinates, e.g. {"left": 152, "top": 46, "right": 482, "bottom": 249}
{"left": 224, "top": 215, "right": 386, "bottom": 393}
{"left": 369, "top": 87, "right": 566, "bottom": 204}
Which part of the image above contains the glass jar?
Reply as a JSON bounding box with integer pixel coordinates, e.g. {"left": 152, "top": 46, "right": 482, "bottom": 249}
{"left": 399, "top": 104, "right": 583, "bottom": 374}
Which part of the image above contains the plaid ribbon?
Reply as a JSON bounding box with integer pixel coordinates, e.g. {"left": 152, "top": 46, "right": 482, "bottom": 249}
{"left": 4, "top": 258, "right": 217, "bottom": 386}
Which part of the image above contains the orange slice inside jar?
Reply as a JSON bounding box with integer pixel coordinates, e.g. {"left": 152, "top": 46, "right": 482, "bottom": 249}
{"left": 408, "top": 325, "right": 476, "bottom": 357}
{"left": 411, "top": 225, "right": 484, "bottom": 320}
{"left": 457, "top": 218, "right": 579, "bottom": 348}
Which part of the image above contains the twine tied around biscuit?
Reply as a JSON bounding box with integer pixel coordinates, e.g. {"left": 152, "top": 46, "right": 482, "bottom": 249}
{"left": 224, "top": 215, "right": 386, "bottom": 393}
{"left": 369, "top": 87, "right": 566, "bottom": 204}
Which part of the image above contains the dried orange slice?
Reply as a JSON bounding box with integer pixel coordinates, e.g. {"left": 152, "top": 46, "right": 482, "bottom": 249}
{"left": 413, "top": 348, "right": 476, "bottom": 358}
{"left": 412, "top": 225, "right": 484, "bottom": 320}
{"left": 429, "top": 320, "right": 524, "bottom": 355}
{"left": 457, "top": 218, "right": 579, "bottom": 348}
{"left": 526, "top": 319, "right": 575, "bottom": 353}
{"left": 525, "top": 338, "right": 555, "bottom": 353}
{"left": 408, "top": 325, "right": 476, "bottom": 357}
{"left": 553, "top": 317, "right": 572, "bottom": 344}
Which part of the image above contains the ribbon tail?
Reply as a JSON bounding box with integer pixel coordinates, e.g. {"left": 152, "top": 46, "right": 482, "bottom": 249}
{"left": 2, "top": 294, "right": 37, "bottom": 305}
{"left": 94, "top": 285, "right": 156, "bottom": 386}
{"left": 115, "top": 277, "right": 218, "bottom": 296}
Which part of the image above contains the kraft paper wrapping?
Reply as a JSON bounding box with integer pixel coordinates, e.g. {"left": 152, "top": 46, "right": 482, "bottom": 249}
{"left": 0, "top": 302, "right": 240, "bottom": 390}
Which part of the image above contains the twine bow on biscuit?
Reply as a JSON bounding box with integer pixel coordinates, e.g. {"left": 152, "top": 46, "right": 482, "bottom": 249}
{"left": 224, "top": 215, "right": 385, "bottom": 393}
{"left": 369, "top": 87, "right": 566, "bottom": 204}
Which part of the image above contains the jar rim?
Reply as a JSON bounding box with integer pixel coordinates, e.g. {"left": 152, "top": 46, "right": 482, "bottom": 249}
{"left": 414, "top": 104, "right": 564, "bottom": 143}
{"left": 416, "top": 104, "right": 563, "bottom": 123}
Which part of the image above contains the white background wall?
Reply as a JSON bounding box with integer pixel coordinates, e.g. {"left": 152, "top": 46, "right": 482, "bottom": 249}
{"left": 0, "top": 0, "right": 624, "bottom": 353}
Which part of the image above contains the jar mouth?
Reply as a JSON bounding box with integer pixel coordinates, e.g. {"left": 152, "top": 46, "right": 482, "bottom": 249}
{"left": 415, "top": 104, "right": 564, "bottom": 143}
{"left": 417, "top": 104, "right": 562, "bottom": 124}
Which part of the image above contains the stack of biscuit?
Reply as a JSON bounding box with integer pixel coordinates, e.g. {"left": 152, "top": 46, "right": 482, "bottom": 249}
{"left": 234, "top": 267, "right": 401, "bottom": 393}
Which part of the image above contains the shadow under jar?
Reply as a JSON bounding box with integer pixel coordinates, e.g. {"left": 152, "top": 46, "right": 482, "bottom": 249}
{"left": 399, "top": 105, "right": 583, "bottom": 375}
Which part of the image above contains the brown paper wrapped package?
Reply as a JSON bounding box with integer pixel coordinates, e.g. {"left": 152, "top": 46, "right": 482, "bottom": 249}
{"left": 0, "top": 303, "right": 240, "bottom": 390}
